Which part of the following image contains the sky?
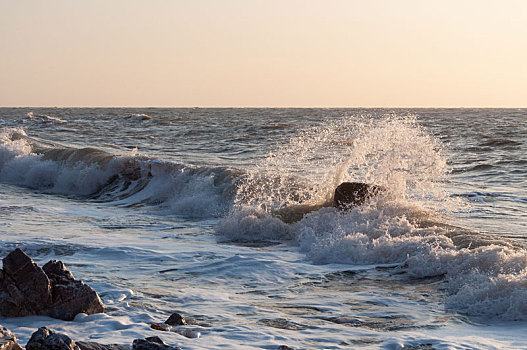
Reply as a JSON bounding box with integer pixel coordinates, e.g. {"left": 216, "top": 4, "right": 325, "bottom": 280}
{"left": 0, "top": 0, "right": 526, "bottom": 107}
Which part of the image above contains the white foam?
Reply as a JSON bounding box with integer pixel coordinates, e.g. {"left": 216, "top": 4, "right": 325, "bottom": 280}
{"left": 216, "top": 206, "right": 293, "bottom": 241}
{"left": 0, "top": 127, "right": 31, "bottom": 164}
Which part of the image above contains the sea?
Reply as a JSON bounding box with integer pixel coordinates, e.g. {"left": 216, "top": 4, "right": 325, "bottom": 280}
{"left": 0, "top": 108, "right": 525, "bottom": 350}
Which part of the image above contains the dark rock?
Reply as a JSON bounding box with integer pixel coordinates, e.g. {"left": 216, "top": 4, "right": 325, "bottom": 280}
{"left": 150, "top": 312, "right": 187, "bottom": 333}
{"left": 149, "top": 324, "right": 169, "bottom": 332}
{"left": 43, "top": 260, "right": 104, "bottom": 320}
{"left": 0, "top": 326, "right": 23, "bottom": 350}
{"left": 333, "top": 182, "right": 383, "bottom": 209}
{"left": 25, "top": 328, "right": 127, "bottom": 350}
{"left": 43, "top": 261, "right": 74, "bottom": 282}
{"left": 164, "top": 313, "right": 187, "bottom": 326}
{"left": 26, "top": 327, "right": 80, "bottom": 350}
{"left": 132, "top": 337, "right": 180, "bottom": 350}
{"left": 0, "top": 248, "right": 52, "bottom": 317}
{"left": 0, "top": 249, "right": 104, "bottom": 320}
{"left": 76, "top": 342, "right": 128, "bottom": 350}
{"left": 277, "top": 346, "right": 295, "bottom": 350}
{"left": 274, "top": 203, "right": 324, "bottom": 224}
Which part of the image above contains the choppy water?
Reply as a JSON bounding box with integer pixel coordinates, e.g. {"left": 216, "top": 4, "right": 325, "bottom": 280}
{"left": 0, "top": 108, "right": 526, "bottom": 349}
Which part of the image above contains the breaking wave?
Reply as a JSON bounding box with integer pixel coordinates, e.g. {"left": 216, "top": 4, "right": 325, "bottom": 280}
{"left": 0, "top": 127, "right": 236, "bottom": 217}
{"left": 217, "top": 114, "right": 527, "bottom": 321}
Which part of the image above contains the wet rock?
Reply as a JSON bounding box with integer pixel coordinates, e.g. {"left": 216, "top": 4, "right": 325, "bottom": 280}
{"left": 43, "top": 260, "right": 104, "bottom": 320}
{"left": 258, "top": 318, "right": 307, "bottom": 331}
{"left": 132, "top": 337, "right": 180, "bottom": 350}
{"left": 170, "top": 329, "right": 199, "bottom": 340}
{"left": 164, "top": 313, "right": 187, "bottom": 326}
{"left": 25, "top": 328, "right": 126, "bottom": 350}
{"left": 150, "top": 323, "right": 200, "bottom": 339}
{"left": 26, "top": 327, "right": 80, "bottom": 350}
{"left": 42, "top": 260, "right": 74, "bottom": 282}
{"left": 277, "top": 346, "right": 294, "bottom": 350}
{"left": 0, "top": 249, "right": 104, "bottom": 321}
{"left": 402, "top": 345, "right": 435, "bottom": 350}
{"left": 333, "top": 182, "right": 383, "bottom": 209}
{"left": 0, "top": 248, "right": 52, "bottom": 317}
{"left": 150, "top": 312, "right": 187, "bottom": 332}
{"left": 0, "top": 326, "right": 23, "bottom": 350}
{"left": 76, "top": 342, "right": 128, "bottom": 350}
{"left": 152, "top": 313, "right": 200, "bottom": 339}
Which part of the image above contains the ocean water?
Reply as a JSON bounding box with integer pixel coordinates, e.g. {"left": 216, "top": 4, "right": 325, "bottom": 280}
{"left": 0, "top": 108, "right": 525, "bottom": 349}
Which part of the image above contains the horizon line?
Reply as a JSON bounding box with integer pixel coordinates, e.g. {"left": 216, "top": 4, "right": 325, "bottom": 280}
{"left": 1, "top": 106, "right": 526, "bottom": 109}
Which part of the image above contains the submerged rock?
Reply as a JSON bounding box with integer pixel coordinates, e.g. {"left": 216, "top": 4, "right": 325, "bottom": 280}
{"left": 0, "top": 326, "right": 22, "bottom": 350}
{"left": 333, "top": 182, "right": 383, "bottom": 209}
{"left": 76, "top": 342, "right": 128, "bottom": 350}
{"left": 0, "top": 249, "right": 104, "bottom": 320}
{"left": 275, "top": 182, "right": 384, "bottom": 223}
{"left": 132, "top": 337, "right": 180, "bottom": 350}
{"left": 149, "top": 324, "right": 169, "bottom": 332}
{"left": 151, "top": 313, "right": 200, "bottom": 339}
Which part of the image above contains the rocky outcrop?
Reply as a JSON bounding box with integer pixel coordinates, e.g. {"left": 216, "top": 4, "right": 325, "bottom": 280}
{"left": 333, "top": 182, "right": 383, "bottom": 209}
{"left": 132, "top": 337, "right": 180, "bottom": 350}
{"left": 0, "top": 326, "right": 22, "bottom": 350}
{"left": 0, "top": 249, "right": 104, "bottom": 321}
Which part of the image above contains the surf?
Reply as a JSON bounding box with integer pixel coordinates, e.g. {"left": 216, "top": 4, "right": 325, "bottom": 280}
{"left": 217, "top": 114, "right": 527, "bottom": 321}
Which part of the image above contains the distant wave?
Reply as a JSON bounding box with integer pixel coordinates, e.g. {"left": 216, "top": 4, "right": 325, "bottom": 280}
{"left": 262, "top": 123, "right": 291, "bottom": 130}
{"left": 468, "top": 163, "right": 494, "bottom": 171}
{"left": 125, "top": 114, "right": 152, "bottom": 121}
{"left": 452, "top": 163, "right": 495, "bottom": 174}
{"left": 26, "top": 112, "right": 67, "bottom": 124}
{"left": 480, "top": 138, "right": 522, "bottom": 147}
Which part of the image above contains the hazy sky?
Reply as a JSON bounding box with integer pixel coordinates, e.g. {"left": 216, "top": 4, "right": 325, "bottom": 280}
{"left": 1, "top": 0, "right": 526, "bottom": 107}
